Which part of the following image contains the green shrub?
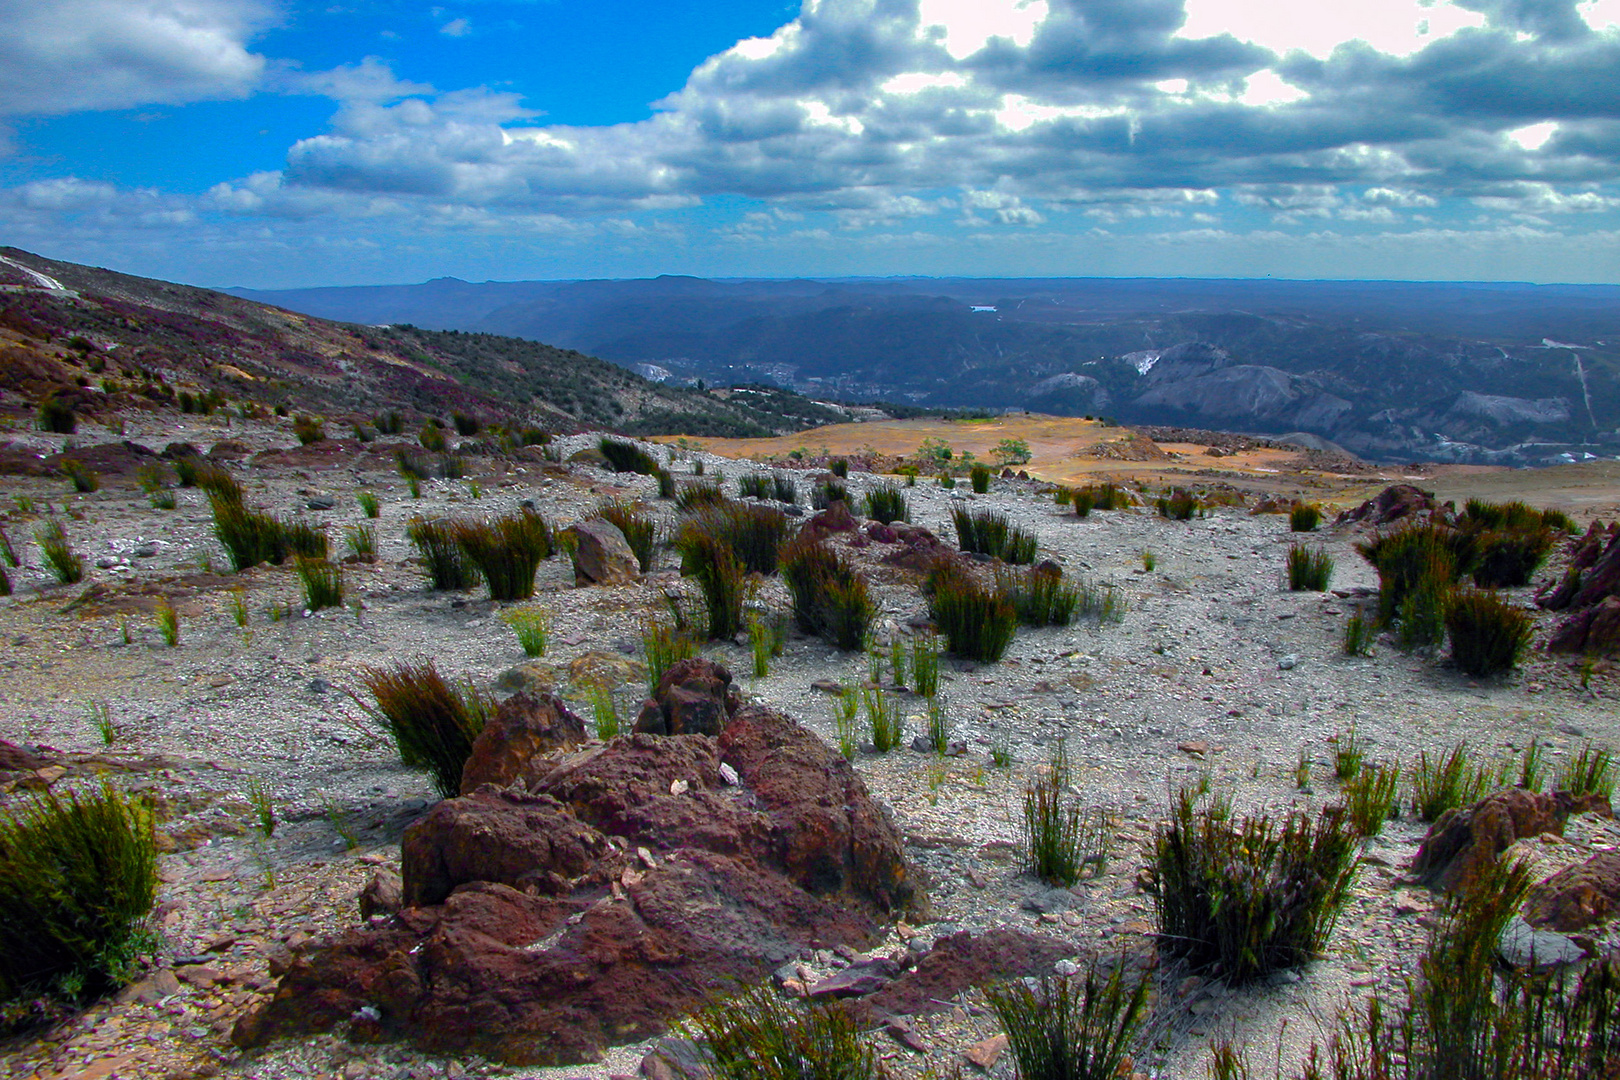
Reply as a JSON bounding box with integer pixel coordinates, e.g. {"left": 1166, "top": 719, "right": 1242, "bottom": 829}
{"left": 295, "top": 557, "right": 344, "bottom": 611}
{"left": 812, "top": 478, "right": 848, "bottom": 509}
{"left": 60, "top": 459, "right": 99, "bottom": 493}
{"left": 1288, "top": 544, "right": 1335, "bottom": 591}
{"left": 911, "top": 630, "right": 940, "bottom": 697}
{"left": 406, "top": 515, "right": 481, "bottom": 590}
{"left": 863, "top": 484, "right": 910, "bottom": 524}
{"left": 1557, "top": 743, "right": 1615, "bottom": 801}
{"left": 682, "top": 984, "right": 884, "bottom": 1080}
{"left": 35, "top": 518, "right": 83, "bottom": 584}
{"left": 1358, "top": 524, "right": 1471, "bottom": 625}
{"left": 452, "top": 509, "right": 553, "bottom": 602}
{"left": 970, "top": 464, "right": 991, "bottom": 493}
{"left": 1445, "top": 589, "right": 1533, "bottom": 677}
{"left": 641, "top": 619, "right": 698, "bottom": 693}
{"left": 293, "top": 414, "right": 325, "bottom": 445}
{"left": 0, "top": 785, "right": 157, "bottom": 1015}
{"left": 1072, "top": 488, "right": 1094, "bottom": 517}
{"left": 600, "top": 498, "right": 656, "bottom": 573}
{"left": 780, "top": 533, "right": 875, "bottom": 650}
{"left": 829, "top": 458, "right": 849, "bottom": 478}
{"left": 673, "top": 529, "right": 747, "bottom": 640}
{"left": 1411, "top": 743, "right": 1493, "bottom": 822}
{"left": 1156, "top": 488, "right": 1198, "bottom": 520}
{"left": 679, "top": 501, "right": 789, "bottom": 575}
{"left": 419, "top": 422, "right": 447, "bottom": 452}
{"left": 502, "top": 606, "right": 549, "bottom": 657}
{"left": 1345, "top": 763, "right": 1401, "bottom": 838}
{"left": 985, "top": 963, "right": 1147, "bottom": 1080}
{"left": 1344, "top": 612, "right": 1376, "bottom": 656}
{"left": 358, "top": 660, "right": 492, "bottom": 798}
{"left": 675, "top": 480, "right": 726, "bottom": 511}
{"left": 932, "top": 571, "right": 1017, "bottom": 662}
{"left": 738, "top": 473, "right": 772, "bottom": 499}
{"left": 953, "top": 506, "right": 1009, "bottom": 556}
{"left": 1290, "top": 503, "right": 1322, "bottom": 531}
{"left": 344, "top": 523, "right": 376, "bottom": 561}
{"left": 1470, "top": 528, "right": 1555, "bottom": 588}
{"left": 772, "top": 473, "right": 798, "bottom": 504}
{"left": 999, "top": 565, "right": 1079, "bottom": 626}
{"left": 37, "top": 395, "right": 77, "bottom": 434}
{"left": 1148, "top": 788, "right": 1358, "bottom": 982}
{"left": 600, "top": 437, "right": 658, "bottom": 475}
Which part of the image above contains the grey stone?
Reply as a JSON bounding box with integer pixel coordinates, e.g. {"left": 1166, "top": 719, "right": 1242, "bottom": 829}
{"left": 1278, "top": 655, "right": 1299, "bottom": 670}
{"left": 1022, "top": 888, "right": 1077, "bottom": 914}
{"left": 565, "top": 518, "right": 640, "bottom": 585}
{"left": 307, "top": 497, "right": 336, "bottom": 510}
{"left": 1499, "top": 915, "right": 1586, "bottom": 969}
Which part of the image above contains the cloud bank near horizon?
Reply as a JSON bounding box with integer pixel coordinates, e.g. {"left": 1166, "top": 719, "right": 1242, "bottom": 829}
{"left": 2, "top": 0, "right": 1620, "bottom": 285}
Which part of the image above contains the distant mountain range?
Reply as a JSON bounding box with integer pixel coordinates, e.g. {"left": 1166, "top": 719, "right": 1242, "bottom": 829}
{"left": 229, "top": 274, "right": 1620, "bottom": 465}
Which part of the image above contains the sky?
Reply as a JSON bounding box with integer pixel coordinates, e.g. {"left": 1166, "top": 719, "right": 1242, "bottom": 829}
{"left": 2, "top": 0, "right": 1620, "bottom": 287}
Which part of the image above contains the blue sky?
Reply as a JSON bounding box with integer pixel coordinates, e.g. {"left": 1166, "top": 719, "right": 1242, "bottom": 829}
{"left": 3, "top": 0, "right": 1620, "bottom": 287}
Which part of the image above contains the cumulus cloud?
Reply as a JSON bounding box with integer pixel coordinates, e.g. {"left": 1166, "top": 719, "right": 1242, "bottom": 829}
{"left": 0, "top": 0, "right": 272, "bottom": 117}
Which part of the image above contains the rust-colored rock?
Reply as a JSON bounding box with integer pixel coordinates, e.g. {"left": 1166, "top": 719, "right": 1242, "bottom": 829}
{"left": 801, "top": 500, "right": 858, "bottom": 543}
{"left": 1411, "top": 788, "right": 1615, "bottom": 894}
{"left": 460, "top": 690, "right": 587, "bottom": 793}
{"left": 849, "top": 929, "right": 1073, "bottom": 1024}
{"left": 0, "top": 738, "right": 51, "bottom": 772}
{"left": 633, "top": 657, "right": 739, "bottom": 737}
{"left": 1548, "top": 595, "right": 1620, "bottom": 655}
{"left": 359, "top": 869, "right": 403, "bottom": 920}
{"left": 564, "top": 518, "right": 640, "bottom": 585}
{"left": 1524, "top": 851, "right": 1620, "bottom": 932}
{"left": 234, "top": 709, "right": 922, "bottom": 1066}
{"left": 1336, "top": 484, "right": 1443, "bottom": 528}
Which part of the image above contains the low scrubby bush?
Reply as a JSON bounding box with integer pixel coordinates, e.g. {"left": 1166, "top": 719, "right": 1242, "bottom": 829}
{"left": 1288, "top": 544, "right": 1335, "bottom": 591}
{"left": 452, "top": 509, "right": 553, "bottom": 601}
{"left": 999, "top": 565, "right": 1079, "bottom": 626}
{"left": 1445, "top": 588, "right": 1532, "bottom": 677}
{"left": 864, "top": 484, "right": 910, "bottom": 524}
{"left": 673, "top": 529, "right": 747, "bottom": 640}
{"left": 600, "top": 437, "right": 659, "bottom": 475}
{"left": 1148, "top": 788, "right": 1358, "bottom": 982}
{"left": 358, "top": 660, "right": 492, "bottom": 798}
{"left": 986, "top": 963, "right": 1147, "bottom": 1080}
{"left": 679, "top": 501, "right": 789, "bottom": 575}
{"left": 407, "top": 516, "right": 480, "bottom": 590}
{"left": 970, "top": 464, "right": 991, "bottom": 493}
{"left": 36, "top": 518, "right": 83, "bottom": 584}
{"left": 780, "top": 532, "right": 875, "bottom": 650}
{"left": 682, "top": 983, "right": 883, "bottom": 1080}
{"left": 0, "top": 785, "right": 157, "bottom": 1020}
{"left": 1411, "top": 742, "right": 1493, "bottom": 822}
{"left": 932, "top": 570, "right": 1017, "bottom": 662}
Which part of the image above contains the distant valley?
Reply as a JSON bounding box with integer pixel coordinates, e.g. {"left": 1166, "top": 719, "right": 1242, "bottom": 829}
{"left": 231, "top": 275, "right": 1620, "bottom": 466}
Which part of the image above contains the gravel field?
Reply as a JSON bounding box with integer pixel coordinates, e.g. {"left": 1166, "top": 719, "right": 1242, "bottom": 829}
{"left": 1, "top": 416, "right": 1617, "bottom": 1080}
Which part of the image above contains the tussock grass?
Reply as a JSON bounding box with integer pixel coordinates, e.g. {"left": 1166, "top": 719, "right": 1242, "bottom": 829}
{"left": 748, "top": 611, "right": 787, "bottom": 678}
{"left": 679, "top": 501, "right": 788, "bottom": 575}
{"left": 343, "top": 523, "right": 376, "bottom": 562}
{"left": 1291, "top": 503, "right": 1323, "bottom": 531}
{"left": 1344, "top": 612, "right": 1376, "bottom": 656}
{"left": 673, "top": 529, "right": 747, "bottom": 640}
{"left": 60, "top": 459, "right": 99, "bottom": 493}
{"left": 36, "top": 395, "right": 76, "bottom": 434}
{"left": 589, "top": 684, "right": 620, "bottom": 740}
{"left": 1358, "top": 524, "right": 1468, "bottom": 627}
{"left": 600, "top": 438, "right": 659, "bottom": 475}
{"left": 1345, "top": 763, "right": 1401, "bottom": 838}
{"left": 406, "top": 515, "right": 480, "bottom": 590}
{"left": 295, "top": 557, "right": 344, "bottom": 611}
{"left": 0, "top": 523, "right": 17, "bottom": 568}
{"left": 985, "top": 962, "right": 1147, "bottom": 1080}
{"left": 811, "top": 478, "right": 848, "bottom": 509}
{"left": 293, "top": 414, "right": 325, "bottom": 445}
{"left": 154, "top": 598, "right": 179, "bottom": 647}
{"left": 1288, "top": 544, "right": 1335, "bottom": 591}
{"left": 970, "top": 464, "right": 991, "bottom": 493}
{"left": 1022, "top": 740, "right": 1107, "bottom": 886}
{"left": 1411, "top": 742, "right": 1493, "bottom": 822}
{"left": 452, "top": 509, "right": 552, "bottom": 601}
{"left": 999, "top": 565, "right": 1079, "bottom": 626}
{"left": 953, "top": 506, "right": 1008, "bottom": 556}
{"left": 675, "top": 479, "right": 726, "bottom": 511}
{"left": 829, "top": 458, "right": 848, "bottom": 478}
{"left": 1148, "top": 788, "right": 1358, "bottom": 982}
{"left": 911, "top": 630, "right": 940, "bottom": 697}
{"left": 36, "top": 518, "right": 82, "bottom": 584}
{"left": 925, "top": 696, "right": 949, "bottom": 754}
{"left": 772, "top": 473, "right": 797, "bottom": 504}
{"left": 863, "top": 483, "right": 910, "bottom": 524}
{"left": 358, "top": 660, "right": 492, "bottom": 798}
{"left": 864, "top": 688, "right": 903, "bottom": 752}
{"left": 932, "top": 570, "right": 1017, "bottom": 662}
{"left": 600, "top": 498, "right": 656, "bottom": 572}
{"left": 654, "top": 468, "right": 677, "bottom": 499}
{"left": 1557, "top": 743, "right": 1615, "bottom": 801}
{"left": 357, "top": 491, "right": 380, "bottom": 518}
{"left": 682, "top": 984, "right": 884, "bottom": 1080}
{"left": 1470, "top": 528, "right": 1556, "bottom": 588}
{"left": 738, "top": 473, "right": 772, "bottom": 499}
{"left": 1445, "top": 589, "right": 1532, "bottom": 677}
{"left": 1156, "top": 488, "right": 1198, "bottom": 519}
{"left": 419, "top": 421, "right": 447, "bottom": 452}
{"left": 642, "top": 617, "right": 699, "bottom": 693}
{"left": 0, "top": 785, "right": 157, "bottom": 1017}
{"left": 502, "top": 606, "right": 549, "bottom": 657}
{"left": 780, "top": 533, "right": 875, "bottom": 651}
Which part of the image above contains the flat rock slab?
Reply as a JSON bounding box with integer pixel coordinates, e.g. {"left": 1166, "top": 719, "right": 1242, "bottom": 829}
{"left": 848, "top": 928, "right": 1074, "bottom": 1024}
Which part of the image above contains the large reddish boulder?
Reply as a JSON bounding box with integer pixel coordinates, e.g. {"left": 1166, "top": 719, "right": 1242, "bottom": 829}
{"left": 1411, "top": 788, "right": 1614, "bottom": 894}
{"left": 459, "top": 691, "right": 587, "bottom": 793}
{"left": 1336, "top": 484, "right": 1444, "bottom": 528}
{"left": 1539, "top": 521, "right": 1620, "bottom": 653}
{"left": 1547, "top": 596, "right": 1620, "bottom": 655}
{"left": 564, "top": 518, "right": 640, "bottom": 585}
{"left": 1524, "top": 851, "right": 1620, "bottom": 932}
{"left": 633, "top": 658, "right": 739, "bottom": 737}
{"left": 233, "top": 707, "right": 923, "bottom": 1065}
{"left": 801, "top": 500, "right": 858, "bottom": 543}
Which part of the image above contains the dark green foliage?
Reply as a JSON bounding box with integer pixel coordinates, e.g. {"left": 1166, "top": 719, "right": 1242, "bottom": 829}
{"left": 451, "top": 411, "right": 481, "bottom": 436}
{"left": 1021, "top": 741, "right": 1102, "bottom": 886}
{"left": 1445, "top": 589, "right": 1533, "bottom": 677}
{"left": 293, "top": 414, "right": 325, "bottom": 445}
{"left": 210, "top": 491, "right": 287, "bottom": 571}
{"left": 999, "top": 565, "right": 1079, "bottom": 626}
{"left": 1345, "top": 763, "right": 1401, "bottom": 838}
{"left": 1147, "top": 789, "right": 1358, "bottom": 983}
{"left": 0, "top": 523, "right": 16, "bottom": 567}
{"left": 600, "top": 498, "right": 656, "bottom": 572}
{"left": 1557, "top": 743, "right": 1615, "bottom": 801}
{"left": 0, "top": 785, "right": 157, "bottom": 1019}
{"left": 1344, "top": 613, "right": 1376, "bottom": 656}
{"left": 932, "top": 571, "right": 1018, "bottom": 662}
{"left": 36, "top": 395, "right": 76, "bottom": 434}
{"left": 0, "top": 563, "right": 9, "bottom": 597}
{"left": 673, "top": 529, "right": 747, "bottom": 640}
{"left": 863, "top": 484, "right": 910, "bottom": 524}
{"left": 985, "top": 963, "right": 1148, "bottom": 1080}
{"left": 1411, "top": 743, "right": 1493, "bottom": 822}
{"left": 1470, "top": 528, "right": 1555, "bottom": 588}
{"left": 395, "top": 448, "right": 431, "bottom": 481}
{"left": 829, "top": 458, "right": 848, "bottom": 478}
{"left": 519, "top": 426, "right": 550, "bottom": 446}
{"left": 344, "top": 523, "right": 376, "bottom": 561}
{"left": 600, "top": 438, "right": 659, "bottom": 475}
{"left": 780, "top": 532, "right": 875, "bottom": 650}
{"left": 1072, "top": 488, "right": 1094, "bottom": 517}
{"left": 453, "top": 509, "right": 553, "bottom": 602}
{"left": 1004, "top": 526, "right": 1037, "bottom": 565}
{"left": 970, "top": 464, "right": 991, "bottom": 493}
{"left": 1288, "top": 544, "right": 1335, "bottom": 591}
{"left": 1358, "top": 524, "right": 1470, "bottom": 623}
{"left": 172, "top": 454, "right": 205, "bottom": 487}
{"left": 812, "top": 478, "right": 848, "bottom": 509}
{"left": 1461, "top": 498, "right": 1544, "bottom": 532}
{"left": 407, "top": 515, "right": 481, "bottom": 590}
{"left": 375, "top": 410, "right": 404, "bottom": 435}
{"left": 772, "top": 473, "right": 797, "bottom": 504}
{"left": 738, "top": 473, "right": 772, "bottom": 499}
{"left": 418, "top": 421, "right": 448, "bottom": 452}
{"left": 60, "top": 459, "right": 99, "bottom": 493}
{"left": 680, "top": 501, "right": 789, "bottom": 575}
{"left": 682, "top": 983, "right": 885, "bottom": 1080}
{"left": 675, "top": 480, "right": 726, "bottom": 511}
{"left": 358, "top": 661, "right": 492, "bottom": 799}
{"left": 641, "top": 619, "right": 699, "bottom": 694}
{"left": 953, "top": 506, "right": 1009, "bottom": 556}
{"left": 295, "top": 557, "right": 344, "bottom": 611}
{"left": 357, "top": 491, "right": 380, "bottom": 518}
{"left": 655, "top": 468, "right": 677, "bottom": 499}
{"left": 35, "top": 518, "right": 83, "bottom": 584}
{"left": 1539, "top": 508, "right": 1577, "bottom": 533}
{"left": 280, "top": 519, "right": 328, "bottom": 560}
{"left": 438, "top": 453, "right": 466, "bottom": 480}
{"left": 1156, "top": 488, "right": 1198, "bottom": 520}
{"left": 1291, "top": 503, "right": 1322, "bottom": 531}
{"left": 1081, "top": 482, "right": 1128, "bottom": 511}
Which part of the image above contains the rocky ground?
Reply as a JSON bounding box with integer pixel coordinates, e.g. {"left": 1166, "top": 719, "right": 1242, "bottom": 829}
{"left": 1, "top": 411, "right": 1618, "bottom": 1080}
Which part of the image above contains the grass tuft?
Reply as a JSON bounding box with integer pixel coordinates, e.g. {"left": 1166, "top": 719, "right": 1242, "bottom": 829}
{"left": 970, "top": 464, "right": 991, "bottom": 493}
{"left": 600, "top": 498, "right": 656, "bottom": 572}
{"left": 295, "top": 557, "right": 344, "bottom": 611}
{"left": 673, "top": 528, "right": 748, "bottom": 640}
{"left": 599, "top": 438, "right": 658, "bottom": 475}
{"left": 60, "top": 459, "right": 99, "bottom": 493}
{"left": 1345, "top": 763, "right": 1401, "bottom": 838}
{"left": 154, "top": 598, "right": 179, "bottom": 646}
{"left": 864, "top": 688, "right": 903, "bottom": 752}
{"left": 1290, "top": 503, "right": 1322, "bottom": 531}
{"left": 357, "top": 660, "right": 492, "bottom": 798}
{"left": 502, "top": 606, "right": 549, "bottom": 657}
{"left": 679, "top": 501, "right": 788, "bottom": 575}
{"left": 682, "top": 984, "right": 885, "bottom": 1080}
{"left": 985, "top": 963, "right": 1147, "bottom": 1080}
{"left": 911, "top": 630, "right": 940, "bottom": 697}
{"left": 1557, "top": 743, "right": 1615, "bottom": 801}
{"left": 641, "top": 618, "right": 700, "bottom": 694}
{"left": 357, "top": 491, "right": 380, "bottom": 518}
{"left": 36, "top": 518, "right": 83, "bottom": 584}
{"left": 780, "top": 533, "right": 875, "bottom": 650}
{"left": 1445, "top": 588, "right": 1533, "bottom": 677}
{"left": 931, "top": 566, "right": 1017, "bottom": 662}
{"left": 1411, "top": 742, "right": 1493, "bottom": 822}
{"left": 999, "top": 565, "right": 1080, "bottom": 626}
{"left": 1344, "top": 612, "right": 1376, "bottom": 656}
{"left": 864, "top": 483, "right": 911, "bottom": 524}
{"left": 1288, "top": 544, "right": 1335, "bottom": 591}
{"left": 451, "top": 509, "right": 552, "bottom": 601}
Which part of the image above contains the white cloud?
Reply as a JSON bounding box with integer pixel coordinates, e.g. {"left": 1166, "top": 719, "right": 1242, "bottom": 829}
{"left": 439, "top": 18, "right": 470, "bottom": 38}
{"left": 1176, "top": 0, "right": 1485, "bottom": 60}
{"left": 917, "top": 0, "right": 1049, "bottom": 61}
{"left": 1506, "top": 121, "right": 1558, "bottom": 151}
{"left": 1578, "top": 0, "right": 1620, "bottom": 32}
{"left": 0, "top": 0, "right": 272, "bottom": 117}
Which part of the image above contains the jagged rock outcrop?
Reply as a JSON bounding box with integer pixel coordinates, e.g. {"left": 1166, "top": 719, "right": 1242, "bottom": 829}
{"left": 633, "top": 658, "right": 739, "bottom": 737}
{"left": 1411, "top": 788, "right": 1614, "bottom": 894}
